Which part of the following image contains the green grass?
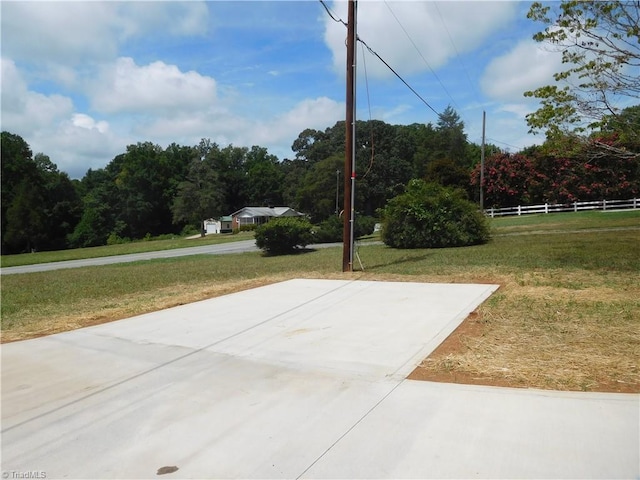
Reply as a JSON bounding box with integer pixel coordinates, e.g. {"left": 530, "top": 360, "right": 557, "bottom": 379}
{"left": 490, "top": 209, "right": 640, "bottom": 233}
{"left": 2, "top": 220, "right": 638, "bottom": 330}
{"left": 1, "top": 210, "right": 639, "bottom": 392}
{"left": 2, "top": 210, "right": 637, "bottom": 269}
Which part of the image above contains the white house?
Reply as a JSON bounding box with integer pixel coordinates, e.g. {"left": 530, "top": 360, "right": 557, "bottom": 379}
{"left": 230, "top": 206, "right": 305, "bottom": 229}
{"left": 203, "top": 216, "right": 233, "bottom": 234}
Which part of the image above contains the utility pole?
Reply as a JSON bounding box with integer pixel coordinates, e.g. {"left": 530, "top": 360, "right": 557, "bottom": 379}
{"left": 480, "top": 110, "right": 486, "bottom": 211}
{"left": 335, "top": 169, "right": 340, "bottom": 215}
{"left": 342, "top": 0, "right": 357, "bottom": 272}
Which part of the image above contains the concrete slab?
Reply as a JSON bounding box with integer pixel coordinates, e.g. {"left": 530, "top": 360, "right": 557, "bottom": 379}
{"left": 1, "top": 279, "right": 637, "bottom": 479}
{"left": 303, "top": 381, "right": 639, "bottom": 479}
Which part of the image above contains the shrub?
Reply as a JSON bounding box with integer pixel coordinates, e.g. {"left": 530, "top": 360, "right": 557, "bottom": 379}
{"left": 106, "top": 232, "right": 131, "bottom": 245}
{"left": 382, "top": 180, "right": 490, "bottom": 249}
{"left": 313, "top": 215, "right": 377, "bottom": 243}
{"left": 354, "top": 215, "right": 376, "bottom": 238}
{"left": 255, "top": 217, "right": 313, "bottom": 254}
{"left": 181, "top": 224, "right": 199, "bottom": 237}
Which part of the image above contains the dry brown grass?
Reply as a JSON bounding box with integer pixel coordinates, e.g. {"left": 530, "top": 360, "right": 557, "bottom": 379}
{"left": 408, "top": 269, "right": 640, "bottom": 393}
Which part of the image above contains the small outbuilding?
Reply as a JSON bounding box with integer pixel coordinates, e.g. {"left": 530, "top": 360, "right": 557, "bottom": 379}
{"left": 203, "top": 216, "right": 233, "bottom": 234}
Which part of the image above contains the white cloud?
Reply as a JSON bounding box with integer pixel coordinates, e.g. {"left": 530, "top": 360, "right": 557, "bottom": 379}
{"left": 1, "top": 2, "right": 209, "bottom": 66}
{"left": 480, "top": 39, "right": 563, "bottom": 102}
{"left": 72, "top": 114, "right": 109, "bottom": 134}
{"left": 1, "top": 58, "right": 127, "bottom": 177}
{"left": 135, "top": 96, "right": 344, "bottom": 161}
{"left": 1, "top": 58, "right": 74, "bottom": 134}
{"left": 324, "top": 1, "right": 518, "bottom": 79}
{"left": 90, "top": 58, "right": 217, "bottom": 115}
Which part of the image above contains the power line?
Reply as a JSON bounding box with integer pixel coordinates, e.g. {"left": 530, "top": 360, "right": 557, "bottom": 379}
{"left": 317, "top": 1, "right": 530, "bottom": 154}
{"left": 318, "top": 0, "right": 346, "bottom": 27}
{"left": 486, "top": 137, "right": 525, "bottom": 152}
{"left": 358, "top": 37, "right": 441, "bottom": 118}
{"left": 432, "top": 2, "right": 480, "bottom": 101}
{"left": 384, "top": 1, "right": 460, "bottom": 112}
{"left": 318, "top": 0, "right": 441, "bottom": 119}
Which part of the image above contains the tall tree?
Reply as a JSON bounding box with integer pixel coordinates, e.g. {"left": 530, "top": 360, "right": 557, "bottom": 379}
{"left": 69, "top": 167, "right": 118, "bottom": 248}
{"left": 172, "top": 145, "right": 224, "bottom": 231}
{"left": 211, "top": 145, "right": 250, "bottom": 214}
{"left": 296, "top": 154, "right": 343, "bottom": 222}
{"left": 245, "top": 146, "right": 284, "bottom": 206}
{"left": 435, "top": 106, "right": 468, "bottom": 167}
{"left": 1, "top": 133, "right": 82, "bottom": 253}
{"left": 1, "top": 132, "right": 36, "bottom": 253}
{"left": 110, "top": 142, "right": 181, "bottom": 238}
{"left": 33, "top": 153, "right": 82, "bottom": 250}
{"left": 3, "top": 179, "right": 45, "bottom": 253}
{"left": 525, "top": 1, "right": 640, "bottom": 146}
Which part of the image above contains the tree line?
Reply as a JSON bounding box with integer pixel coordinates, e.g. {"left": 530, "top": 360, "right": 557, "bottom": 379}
{"left": 2, "top": 103, "right": 638, "bottom": 255}
{"left": 3, "top": 1, "right": 640, "bottom": 255}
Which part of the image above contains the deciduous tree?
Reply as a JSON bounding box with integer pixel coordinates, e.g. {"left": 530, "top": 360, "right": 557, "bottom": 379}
{"left": 525, "top": 1, "right": 640, "bottom": 146}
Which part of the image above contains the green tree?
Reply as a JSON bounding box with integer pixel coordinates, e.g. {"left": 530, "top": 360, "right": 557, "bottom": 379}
{"left": 435, "top": 106, "right": 468, "bottom": 167}
{"left": 1, "top": 132, "right": 36, "bottom": 253}
{"left": 211, "top": 145, "right": 250, "bottom": 214}
{"left": 525, "top": 1, "right": 640, "bottom": 144}
{"left": 3, "top": 180, "right": 45, "bottom": 253}
{"left": 172, "top": 150, "right": 224, "bottom": 232}
{"left": 34, "top": 154, "right": 83, "bottom": 250}
{"left": 109, "top": 142, "right": 188, "bottom": 239}
{"left": 297, "top": 154, "right": 343, "bottom": 222}
{"left": 245, "top": 146, "right": 284, "bottom": 206}
{"left": 69, "top": 168, "right": 117, "bottom": 248}
{"left": 1, "top": 133, "right": 82, "bottom": 253}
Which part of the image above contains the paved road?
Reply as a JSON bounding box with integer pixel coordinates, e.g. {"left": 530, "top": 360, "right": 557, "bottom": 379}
{"left": 0, "top": 240, "right": 261, "bottom": 275}
{"left": 0, "top": 240, "right": 349, "bottom": 275}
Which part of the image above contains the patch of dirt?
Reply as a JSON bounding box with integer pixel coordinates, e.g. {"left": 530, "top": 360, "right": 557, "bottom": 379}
{"left": 408, "top": 310, "right": 639, "bottom": 394}
{"left": 408, "top": 311, "right": 521, "bottom": 388}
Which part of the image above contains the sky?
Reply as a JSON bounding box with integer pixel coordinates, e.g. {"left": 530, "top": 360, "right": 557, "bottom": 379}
{"left": 1, "top": 1, "right": 566, "bottom": 179}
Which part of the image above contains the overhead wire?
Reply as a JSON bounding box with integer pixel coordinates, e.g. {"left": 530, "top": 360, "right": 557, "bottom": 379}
{"left": 317, "top": 0, "right": 523, "bottom": 153}
{"left": 318, "top": 0, "right": 346, "bottom": 27}
{"left": 317, "top": 0, "right": 441, "bottom": 118}
{"left": 432, "top": 2, "right": 481, "bottom": 102}
{"left": 383, "top": 0, "right": 460, "bottom": 113}
{"left": 358, "top": 37, "right": 442, "bottom": 118}
{"left": 360, "top": 41, "right": 375, "bottom": 179}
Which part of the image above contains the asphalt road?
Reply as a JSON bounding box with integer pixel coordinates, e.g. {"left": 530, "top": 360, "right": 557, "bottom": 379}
{"left": 0, "top": 240, "right": 262, "bottom": 275}
{"left": 0, "top": 240, "right": 347, "bottom": 275}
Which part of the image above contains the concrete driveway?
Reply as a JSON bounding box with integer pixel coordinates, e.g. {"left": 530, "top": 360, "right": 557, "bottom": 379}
{"left": 1, "top": 279, "right": 638, "bottom": 479}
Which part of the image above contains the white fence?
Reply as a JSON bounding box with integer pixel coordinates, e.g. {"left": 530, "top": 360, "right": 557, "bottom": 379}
{"left": 486, "top": 198, "right": 640, "bottom": 218}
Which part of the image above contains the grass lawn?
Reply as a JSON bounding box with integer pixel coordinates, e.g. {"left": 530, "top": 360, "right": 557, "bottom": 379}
{"left": 1, "top": 210, "right": 639, "bottom": 393}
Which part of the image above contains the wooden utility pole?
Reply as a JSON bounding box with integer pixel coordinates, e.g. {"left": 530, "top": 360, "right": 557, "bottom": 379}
{"left": 342, "top": 0, "right": 357, "bottom": 272}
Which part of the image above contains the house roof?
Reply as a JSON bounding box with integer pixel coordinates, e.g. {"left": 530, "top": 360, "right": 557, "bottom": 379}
{"left": 230, "top": 206, "right": 303, "bottom": 218}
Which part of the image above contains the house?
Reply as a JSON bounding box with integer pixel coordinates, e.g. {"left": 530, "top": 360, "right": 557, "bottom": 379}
{"left": 203, "top": 216, "right": 233, "bottom": 234}
{"left": 230, "top": 206, "right": 305, "bottom": 229}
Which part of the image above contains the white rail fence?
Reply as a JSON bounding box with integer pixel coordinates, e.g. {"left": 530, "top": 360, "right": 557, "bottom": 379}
{"left": 486, "top": 198, "right": 640, "bottom": 218}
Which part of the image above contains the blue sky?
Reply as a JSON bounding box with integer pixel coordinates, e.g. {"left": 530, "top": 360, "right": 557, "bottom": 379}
{"left": 1, "top": 1, "right": 565, "bottom": 179}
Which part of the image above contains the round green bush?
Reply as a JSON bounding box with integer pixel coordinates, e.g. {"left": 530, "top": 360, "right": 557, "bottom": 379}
{"left": 381, "top": 180, "right": 490, "bottom": 249}
{"left": 313, "top": 215, "right": 377, "bottom": 244}
{"left": 255, "top": 217, "right": 313, "bottom": 254}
